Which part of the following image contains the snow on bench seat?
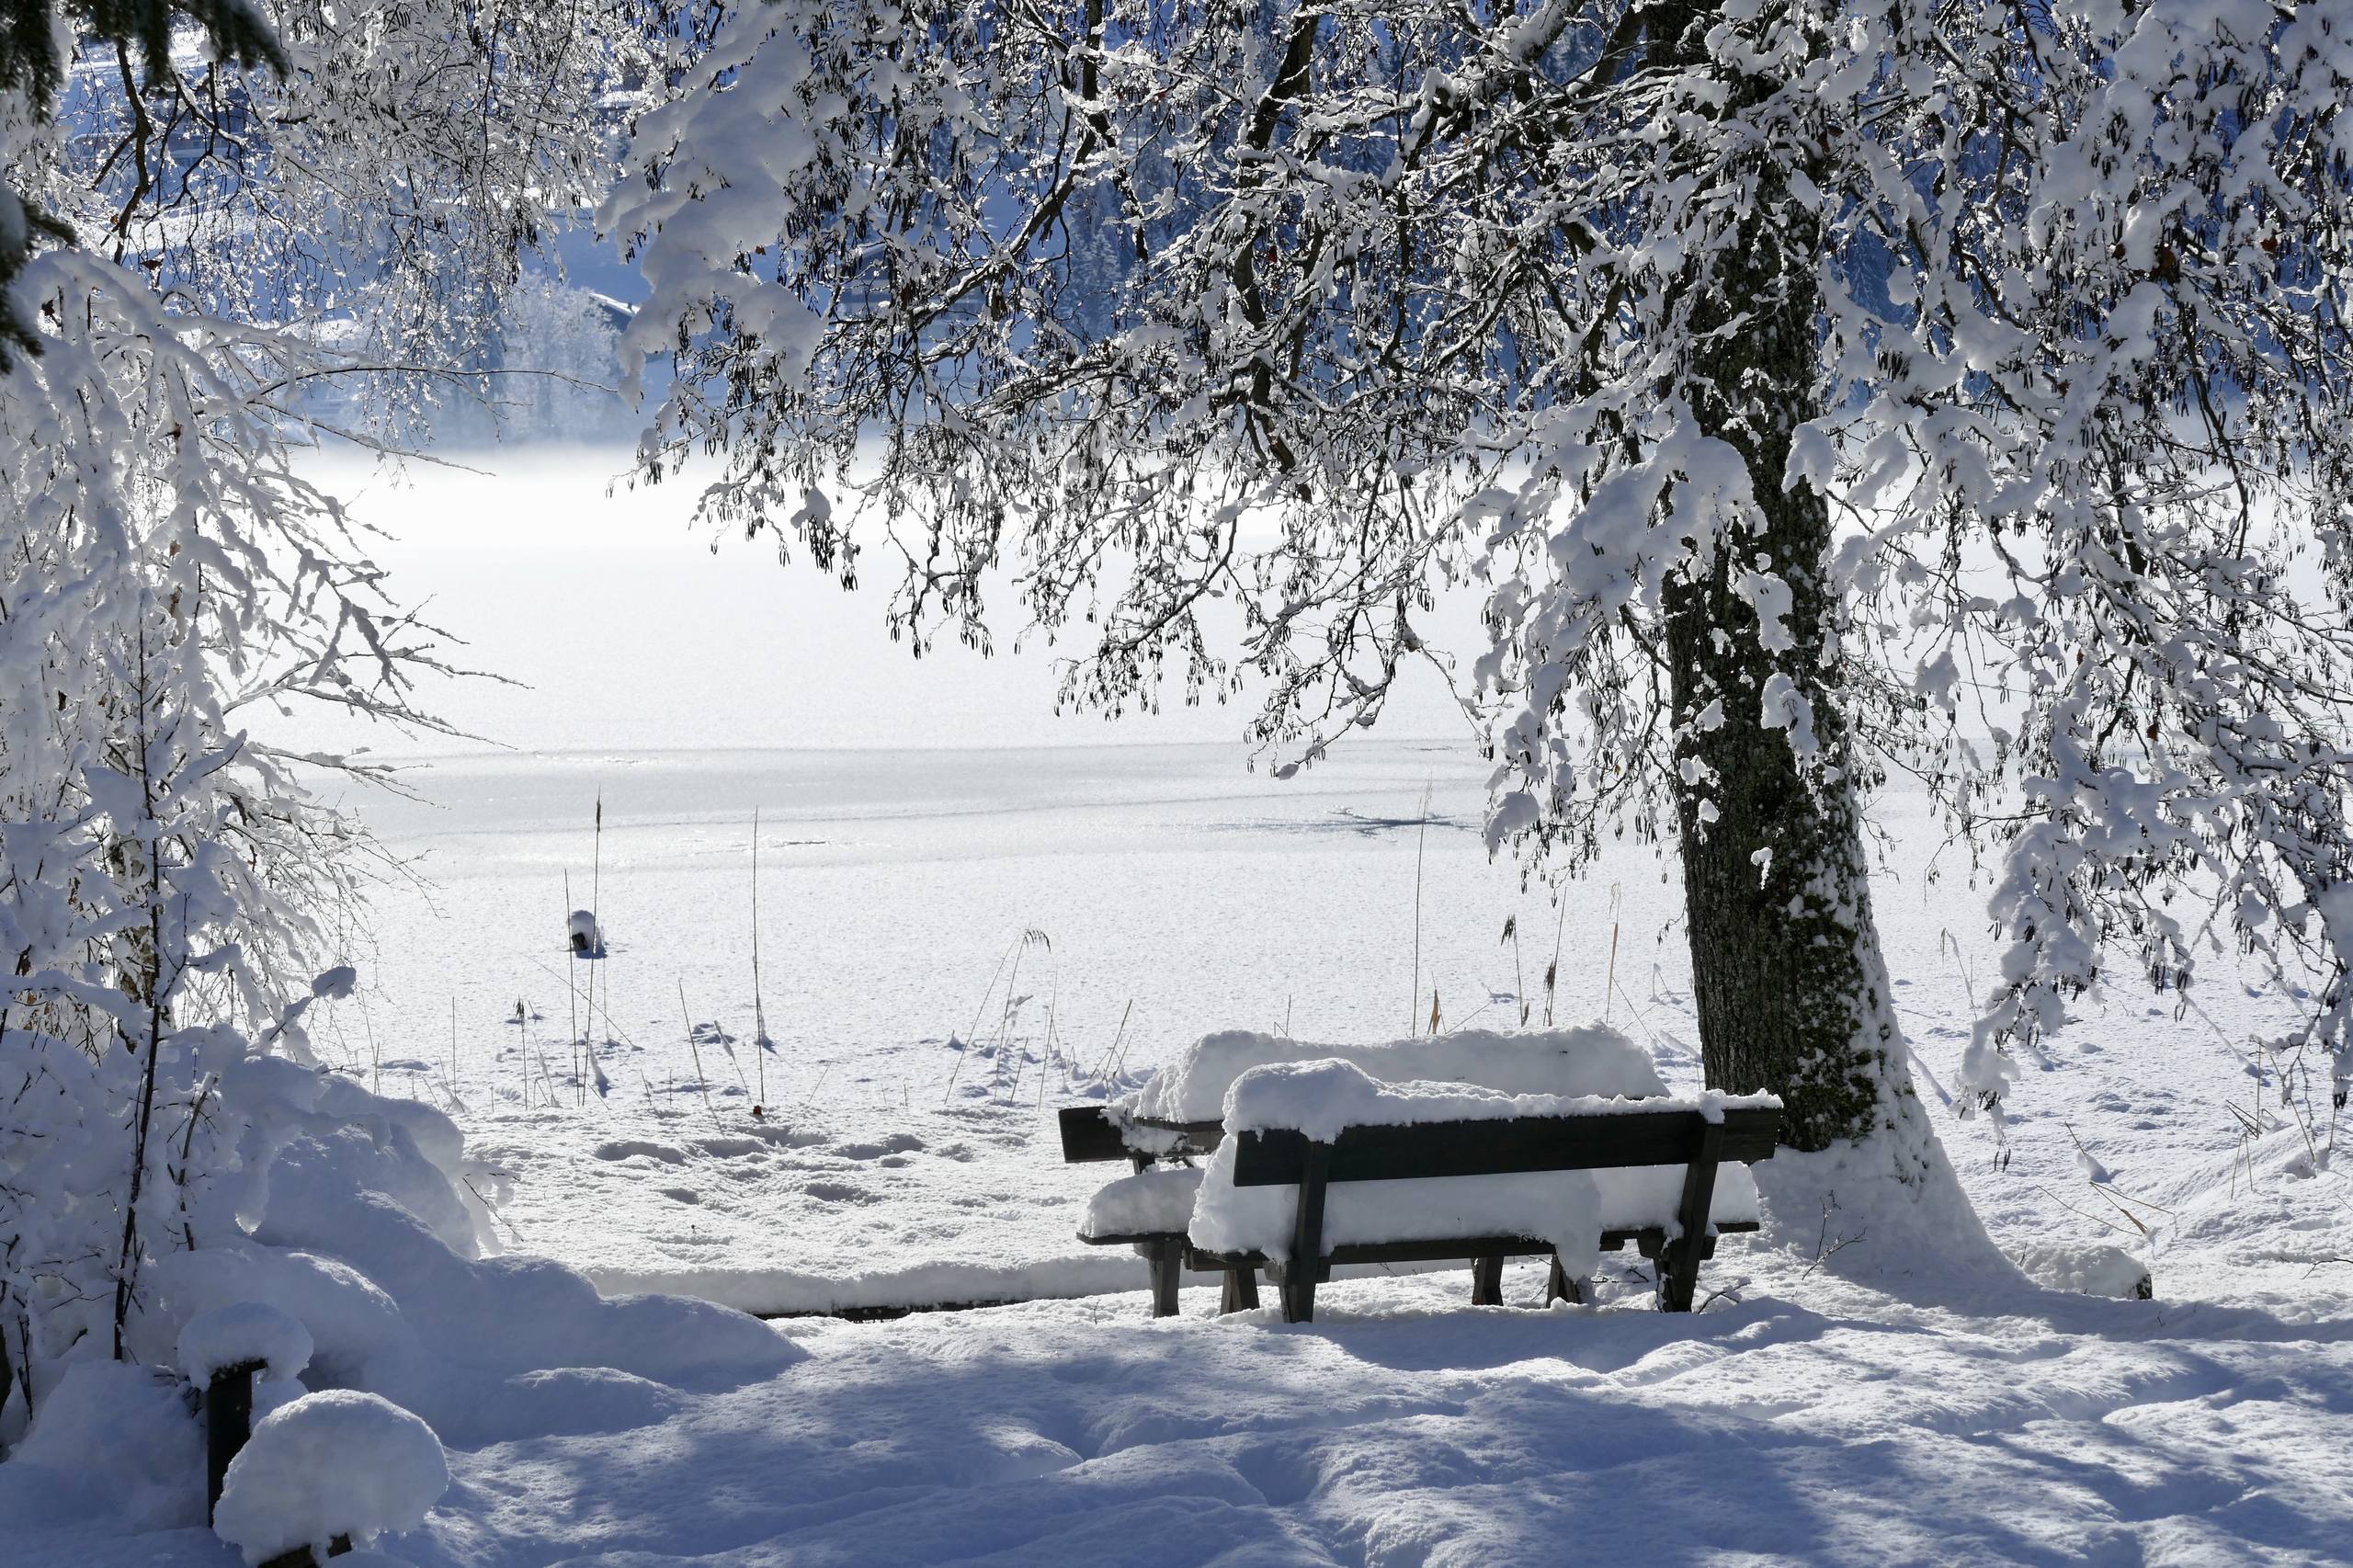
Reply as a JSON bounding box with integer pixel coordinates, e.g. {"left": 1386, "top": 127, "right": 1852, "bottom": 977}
{"left": 1124, "top": 1025, "right": 1666, "bottom": 1125}
{"left": 1079, "top": 1166, "right": 1204, "bottom": 1243}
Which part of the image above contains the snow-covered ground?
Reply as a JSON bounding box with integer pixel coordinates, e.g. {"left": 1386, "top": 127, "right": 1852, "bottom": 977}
{"left": 193, "top": 733, "right": 2337, "bottom": 1565}
{"left": 17, "top": 456, "right": 2353, "bottom": 1564}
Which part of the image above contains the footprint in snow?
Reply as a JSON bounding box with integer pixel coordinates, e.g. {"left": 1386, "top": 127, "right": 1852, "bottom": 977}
{"left": 835, "top": 1133, "right": 926, "bottom": 1159}
{"left": 801, "top": 1179, "right": 881, "bottom": 1204}
{"left": 593, "top": 1139, "right": 687, "bottom": 1164}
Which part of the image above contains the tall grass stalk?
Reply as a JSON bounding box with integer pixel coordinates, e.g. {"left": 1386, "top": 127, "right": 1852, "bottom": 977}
{"left": 677, "top": 979, "right": 724, "bottom": 1131}
{"left": 1410, "top": 782, "right": 1431, "bottom": 1035}
{"left": 1092, "top": 999, "right": 1133, "bottom": 1085}
{"left": 588, "top": 795, "right": 604, "bottom": 1109}
{"left": 1602, "top": 882, "right": 1622, "bottom": 1025}
{"left": 1544, "top": 896, "right": 1567, "bottom": 1027}
{"left": 750, "top": 808, "right": 771, "bottom": 1106}
{"left": 361, "top": 993, "right": 383, "bottom": 1098}
{"left": 1502, "top": 915, "right": 1527, "bottom": 1028}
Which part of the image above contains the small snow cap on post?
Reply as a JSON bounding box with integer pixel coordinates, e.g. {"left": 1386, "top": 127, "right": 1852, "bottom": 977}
{"left": 212, "top": 1390, "right": 449, "bottom": 1567}
{"left": 567, "top": 909, "right": 604, "bottom": 958}
{"left": 178, "top": 1301, "right": 313, "bottom": 1387}
{"left": 183, "top": 1301, "right": 315, "bottom": 1525}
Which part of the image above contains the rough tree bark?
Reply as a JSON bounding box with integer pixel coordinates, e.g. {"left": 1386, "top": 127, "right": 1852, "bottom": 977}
{"left": 1652, "top": 2, "right": 1916, "bottom": 1157}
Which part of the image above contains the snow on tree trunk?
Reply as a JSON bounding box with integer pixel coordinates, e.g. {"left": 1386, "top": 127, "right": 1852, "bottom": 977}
{"left": 609, "top": 0, "right": 2353, "bottom": 1223}
{"left": 1650, "top": 3, "right": 1913, "bottom": 1159}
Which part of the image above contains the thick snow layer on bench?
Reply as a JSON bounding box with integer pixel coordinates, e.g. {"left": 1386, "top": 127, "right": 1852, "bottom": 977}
{"left": 1080, "top": 1167, "right": 1204, "bottom": 1240}
{"left": 1127, "top": 1025, "right": 1665, "bottom": 1124}
{"left": 1191, "top": 1149, "right": 1608, "bottom": 1274}
{"left": 1596, "top": 1162, "right": 1760, "bottom": 1232}
{"left": 1188, "top": 1153, "right": 1759, "bottom": 1272}
{"left": 1189, "top": 1060, "right": 1768, "bottom": 1269}
{"left": 1220, "top": 1056, "right": 1779, "bottom": 1141}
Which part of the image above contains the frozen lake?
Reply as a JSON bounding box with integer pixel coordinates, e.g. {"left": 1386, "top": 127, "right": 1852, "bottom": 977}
{"left": 284, "top": 451, "right": 2326, "bottom": 1316}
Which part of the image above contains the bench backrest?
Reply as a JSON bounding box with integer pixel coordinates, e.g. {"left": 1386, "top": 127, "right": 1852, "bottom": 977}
{"left": 1057, "top": 1104, "right": 1224, "bottom": 1165}
{"left": 1228, "top": 1105, "right": 1779, "bottom": 1186}
{"left": 1057, "top": 1105, "right": 1133, "bottom": 1163}
{"left": 1231, "top": 1103, "right": 1780, "bottom": 1314}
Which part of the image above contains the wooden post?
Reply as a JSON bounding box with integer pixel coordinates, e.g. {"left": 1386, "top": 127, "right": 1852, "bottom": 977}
{"left": 1146, "top": 1239, "right": 1181, "bottom": 1319}
{"left": 1545, "top": 1255, "right": 1586, "bottom": 1305}
{"left": 1221, "top": 1267, "right": 1260, "bottom": 1313}
{"left": 257, "top": 1535, "right": 353, "bottom": 1568}
{"left": 205, "top": 1359, "right": 263, "bottom": 1524}
{"left": 1471, "top": 1254, "right": 1505, "bottom": 1306}
{"left": 1659, "top": 1119, "right": 1725, "bottom": 1312}
{"left": 1280, "top": 1141, "right": 1330, "bottom": 1324}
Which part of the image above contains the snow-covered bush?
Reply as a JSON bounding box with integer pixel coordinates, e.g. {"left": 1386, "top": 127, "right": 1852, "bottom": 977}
{"left": 211, "top": 1389, "right": 448, "bottom": 1566}
{"left": 0, "top": 0, "right": 650, "bottom": 1447}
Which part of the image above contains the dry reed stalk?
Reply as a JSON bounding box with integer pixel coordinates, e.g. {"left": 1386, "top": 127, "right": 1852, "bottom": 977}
{"left": 1545, "top": 895, "right": 1566, "bottom": 1028}
{"left": 677, "top": 979, "right": 724, "bottom": 1131}
{"left": 750, "top": 809, "right": 771, "bottom": 1106}
{"left": 1410, "top": 783, "right": 1431, "bottom": 1034}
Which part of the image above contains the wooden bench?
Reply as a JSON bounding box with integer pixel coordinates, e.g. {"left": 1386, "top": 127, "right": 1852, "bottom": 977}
{"left": 1059, "top": 1105, "right": 1252, "bottom": 1315}
{"left": 1060, "top": 1099, "right": 1779, "bottom": 1321}
{"left": 1203, "top": 1101, "right": 1781, "bottom": 1322}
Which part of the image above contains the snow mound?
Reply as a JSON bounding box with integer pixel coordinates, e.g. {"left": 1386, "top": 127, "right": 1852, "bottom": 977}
{"left": 130, "top": 1063, "right": 801, "bottom": 1452}
{"left": 1080, "top": 1166, "right": 1203, "bottom": 1239}
{"left": 1129, "top": 1025, "right": 1665, "bottom": 1123}
{"left": 2008, "top": 1242, "right": 2154, "bottom": 1300}
{"left": 213, "top": 1390, "right": 449, "bottom": 1566}
{"left": 178, "top": 1301, "right": 313, "bottom": 1384}
{"left": 0, "top": 1361, "right": 202, "bottom": 1530}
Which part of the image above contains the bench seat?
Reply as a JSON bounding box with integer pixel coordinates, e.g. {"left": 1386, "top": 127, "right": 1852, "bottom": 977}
{"left": 1078, "top": 1166, "right": 1203, "bottom": 1243}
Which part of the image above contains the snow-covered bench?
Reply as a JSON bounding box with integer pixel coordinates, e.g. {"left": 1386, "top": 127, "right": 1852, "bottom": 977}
{"left": 1188, "top": 1060, "right": 1782, "bottom": 1321}
{"left": 1063, "top": 1028, "right": 1775, "bottom": 1319}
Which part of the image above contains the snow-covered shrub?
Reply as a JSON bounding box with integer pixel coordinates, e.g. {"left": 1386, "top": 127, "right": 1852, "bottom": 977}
{"left": 0, "top": 0, "right": 653, "bottom": 1450}
{"left": 211, "top": 1390, "right": 448, "bottom": 1566}
{"left": 0, "top": 1358, "right": 206, "bottom": 1528}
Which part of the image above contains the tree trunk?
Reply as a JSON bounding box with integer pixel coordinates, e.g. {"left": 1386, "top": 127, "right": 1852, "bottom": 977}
{"left": 1654, "top": 3, "right": 1919, "bottom": 1159}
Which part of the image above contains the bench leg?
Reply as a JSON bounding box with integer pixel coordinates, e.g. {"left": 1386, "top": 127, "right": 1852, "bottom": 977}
{"left": 1147, "top": 1239, "right": 1181, "bottom": 1319}
{"left": 1279, "top": 1267, "right": 1318, "bottom": 1324}
{"left": 1658, "top": 1120, "right": 1725, "bottom": 1312}
{"left": 1221, "top": 1267, "right": 1259, "bottom": 1313}
{"left": 1281, "top": 1142, "right": 1330, "bottom": 1324}
{"left": 1546, "top": 1255, "right": 1585, "bottom": 1306}
{"left": 1471, "top": 1254, "right": 1505, "bottom": 1306}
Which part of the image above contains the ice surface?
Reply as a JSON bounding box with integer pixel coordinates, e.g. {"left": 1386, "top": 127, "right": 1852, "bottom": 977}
{"left": 211, "top": 1391, "right": 449, "bottom": 1565}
